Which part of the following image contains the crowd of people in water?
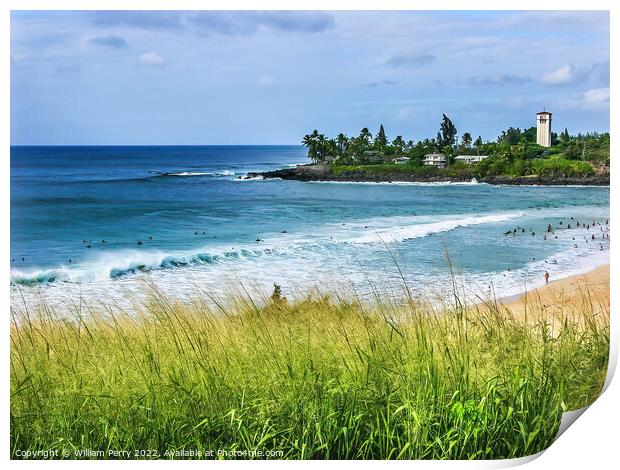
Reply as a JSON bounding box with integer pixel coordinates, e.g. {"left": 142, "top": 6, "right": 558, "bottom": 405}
{"left": 11, "top": 216, "right": 610, "bottom": 278}
{"left": 501, "top": 217, "right": 610, "bottom": 284}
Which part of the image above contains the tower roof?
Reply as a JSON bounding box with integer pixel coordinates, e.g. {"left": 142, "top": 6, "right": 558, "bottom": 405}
{"left": 536, "top": 111, "right": 552, "bottom": 115}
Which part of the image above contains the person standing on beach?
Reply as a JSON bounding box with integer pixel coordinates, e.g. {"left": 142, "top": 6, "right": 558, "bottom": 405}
{"left": 544, "top": 271, "right": 550, "bottom": 284}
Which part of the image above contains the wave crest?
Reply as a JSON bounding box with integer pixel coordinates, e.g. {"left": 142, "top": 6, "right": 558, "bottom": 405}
{"left": 10, "top": 210, "right": 529, "bottom": 286}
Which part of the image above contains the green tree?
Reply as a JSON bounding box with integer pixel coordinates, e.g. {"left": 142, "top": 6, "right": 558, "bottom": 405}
{"left": 375, "top": 124, "right": 388, "bottom": 149}
{"left": 392, "top": 136, "right": 405, "bottom": 154}
{"left": 325, "top": 138, "right": 337, "bottom": 160}
{"left": 498, "top": 127, "right": 521, "bottom": 145}
{"left": 302, "top": 131, "right": 318, "bottom": 163}
{"left": 461, "top": 132, "right": 472, "bottom": 148}
{"left": 442, "top": 144, "right": 456, "bottom": 167}
{"left": 316, "top": 133, "right": 327, "bottom": 162}
{"left": 437, "top": 114, "right": 457, "bottom": 149}
{"left": 359, "top": 127, "right": 372, "bottom": 146}
{"left": 335, "top": 133, "right": 349, "bottom": 156}
{"left": 474, "top": 136, "right": 483, "bottom": 155}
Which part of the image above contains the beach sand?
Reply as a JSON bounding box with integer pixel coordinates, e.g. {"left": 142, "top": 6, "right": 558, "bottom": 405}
{"left": 500, "top": 264, "right": 610, "bottom": 326}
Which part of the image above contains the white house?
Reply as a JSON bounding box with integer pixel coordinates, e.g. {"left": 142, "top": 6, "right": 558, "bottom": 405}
{"left": 393, "top": 156, "right": 410, "bottom": 165}
{"left": 455, "top": 155, "right": 489, "bottom": 165}
{"left": 423, "top": 154, "right": 447, "bottom": 168}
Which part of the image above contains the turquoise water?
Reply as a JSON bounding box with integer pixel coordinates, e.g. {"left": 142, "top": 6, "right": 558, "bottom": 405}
{"left": 11, "top": 145, "right": 610, "bottom": 305}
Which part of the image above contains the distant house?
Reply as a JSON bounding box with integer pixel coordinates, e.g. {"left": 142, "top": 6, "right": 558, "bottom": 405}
{"left": 393, "top": 156, "right": 410, "bottom": 165}
{"left": 423, "top": 154, "right": 447, "bottom": 168}
{"left": 455, "top": 155, "right": 489, "bottom": 165}
{"left": 324, "top": 155, "right": 336, "bottom": 163}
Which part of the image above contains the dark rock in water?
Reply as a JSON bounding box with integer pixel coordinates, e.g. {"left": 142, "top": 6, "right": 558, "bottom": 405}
{"left": 482, "top": 175, "right": 610, "bottom": 186}
{"left": 256, "top": 164, "right": 610, "bottom": 186}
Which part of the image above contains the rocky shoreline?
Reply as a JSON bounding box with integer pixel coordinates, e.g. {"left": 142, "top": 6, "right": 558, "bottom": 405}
{"left": 246, "top": 165, "right": 610, "bottom": 186}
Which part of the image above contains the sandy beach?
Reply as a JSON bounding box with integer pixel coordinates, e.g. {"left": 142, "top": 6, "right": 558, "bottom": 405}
{"left": 500, "top": 264, "right": 610, "bottom": 325}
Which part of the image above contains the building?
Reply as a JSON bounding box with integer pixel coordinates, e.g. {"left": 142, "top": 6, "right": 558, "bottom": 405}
{"left": 324, "top": 155, "right": 336, "bottom": 163}
{"left": 393, "top": 156, "right": 410, "bottom": 164}
{"left": 455, "top": 155, "right": 489, "bottom": 165}
{"left": 423, "top": 154, "right": 447, "bottom": 168}
{"left": 536, "top": 111, "right": 552, "bottom": 147}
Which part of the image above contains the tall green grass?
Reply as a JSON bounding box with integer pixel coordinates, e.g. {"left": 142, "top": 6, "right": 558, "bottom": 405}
{"left": 10, "top": 286, "right": 609, "bottom": 459}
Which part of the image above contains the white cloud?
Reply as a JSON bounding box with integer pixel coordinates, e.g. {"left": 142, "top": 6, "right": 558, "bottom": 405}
{"left": 542, "top": 62, "right": 609, "bottom": 88}
{"left": 257, "top": 75, "right": 276, "bottom": 87}
{"left": 542, "top": 65, "right": 576, "bottom": 86}
{"left": 555, "top": 87, "right": 610, "bottom": 110}
{"left": 583, "top": 88, "right": 610, "bottom": 106}
{"left": 139, "top": 51, "right": 165, "bottom": 66}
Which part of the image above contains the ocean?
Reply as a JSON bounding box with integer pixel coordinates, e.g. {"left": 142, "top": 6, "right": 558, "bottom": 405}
{"left": 10, "top": 145, "right": 610, "bottom": 307}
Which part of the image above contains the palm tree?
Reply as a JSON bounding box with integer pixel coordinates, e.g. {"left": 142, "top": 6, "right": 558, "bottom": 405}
{"left": 302, "top": 134, "right": 317, "bottom": 163}
{"left": 336, "top": 133, "right": 348, "bottom": 156}
{"left": 316, "top": 133, "right": 327, "bottom": 162}
{"left": 359, "top": 128, "right": 372, "bottom": 151}
{"left": 474, "top": 136, "right": 483, "bottom": 155}
{"left": 392, "top": 136, "right": 405, "bottom": 154}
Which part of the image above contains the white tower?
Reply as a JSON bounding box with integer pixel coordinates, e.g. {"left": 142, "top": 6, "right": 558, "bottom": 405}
{"left": 536, "top": 111, "right": 552, "bottom": 147}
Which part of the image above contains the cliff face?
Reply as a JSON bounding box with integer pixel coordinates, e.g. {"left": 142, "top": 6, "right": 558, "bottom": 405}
{"left": 249, "top": 165, "right": 610, "bottom": 186}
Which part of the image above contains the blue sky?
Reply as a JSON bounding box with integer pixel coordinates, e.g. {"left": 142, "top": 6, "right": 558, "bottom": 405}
{"left": 11, "top": 10, "right": 610, "bottom": 145}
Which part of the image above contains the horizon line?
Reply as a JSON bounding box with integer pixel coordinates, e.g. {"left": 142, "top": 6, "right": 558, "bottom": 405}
{"left": 10, "top": 143, "right": 305, "bottom": 147}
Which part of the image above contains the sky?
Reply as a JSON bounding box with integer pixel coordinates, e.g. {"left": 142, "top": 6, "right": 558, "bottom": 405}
{"left": 10, "top": 10, "right": 610, "bottom": 145}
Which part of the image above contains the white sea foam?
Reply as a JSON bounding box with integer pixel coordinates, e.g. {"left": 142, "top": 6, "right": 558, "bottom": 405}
{"left": 11, "top": 206, "right": 610, "bottom": 313}
{"left": 339, "top": 212, "right": 524, "bottom": 244}
{"left": 234, "top": 175, "right": 265, "bottom": 181}
{"left": 168, "top": 171, "right": 211, "bottom": 176}
{"left": 167, "top": 170, "right": 236, "bottom": 177}
{"left": 460, "top": 243, "right": 610, "bottom": 303}
{"left": 8, "top": 210, "right": 530, "bottom": 286}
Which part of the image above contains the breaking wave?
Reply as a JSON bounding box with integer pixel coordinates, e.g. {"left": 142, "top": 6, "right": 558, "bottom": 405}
{"left": 10, "top": 210, "right": 528, "bottom": 286}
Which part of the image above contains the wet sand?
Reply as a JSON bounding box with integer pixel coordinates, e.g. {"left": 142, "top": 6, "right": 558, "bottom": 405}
{"left": 500, "top": 264, "right": 610, "bottom": 325}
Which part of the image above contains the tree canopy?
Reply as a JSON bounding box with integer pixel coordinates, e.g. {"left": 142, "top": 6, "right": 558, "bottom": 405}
{"left": 301, "top": 116, "right": 609, "bottom": 176}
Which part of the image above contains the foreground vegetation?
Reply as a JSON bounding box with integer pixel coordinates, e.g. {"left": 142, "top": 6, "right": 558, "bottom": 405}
{"left": 330, "top": 157, "right": 598, "bottom": 180}
{"left": 11, "top": 286, "right": 608, "bottom": 459}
